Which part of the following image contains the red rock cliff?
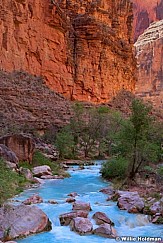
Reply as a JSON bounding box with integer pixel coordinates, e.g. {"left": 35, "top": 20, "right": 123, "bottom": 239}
{"left": 132, "top": 0, "right": 163, "bottom": 41}
{"left": 0, "top": 0, "right": 136, "bottom": 103}
{"left": 135, "top": 20, "right": 163, "bottom": 115}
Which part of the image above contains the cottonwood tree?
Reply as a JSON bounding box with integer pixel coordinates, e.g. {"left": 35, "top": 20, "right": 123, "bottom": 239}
{"left": 113, "top": 99, "right": 161, "bottom": 180}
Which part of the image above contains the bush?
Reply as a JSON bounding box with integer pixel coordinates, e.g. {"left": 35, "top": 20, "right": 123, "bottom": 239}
{"left": 20, "top": 151, "right": 61, "bottom": 175}
{"left": 0, "top": 158, "right": 27, "bottom": 206}
{"left": 101, "top": 156, "right": 129, "bottom": 180}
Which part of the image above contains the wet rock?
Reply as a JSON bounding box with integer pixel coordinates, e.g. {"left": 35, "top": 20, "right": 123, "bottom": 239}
{"left": 66, "top": 198, "right": 76, "bottom": 203}
{"left": 92, "top": 212, "right": 114, "bottom": 225}
{"left": 59, "top": 211, "right": 88, "bottom": 226}
{"left": 152, "top": 215, "right": 163, "bottom": 224}
{"left": 116, "top": 191, "right": 144, "bottom": 213}
{"left": 70, "top": 217, "right": 93, "bottom": 235}
{"left": 93, "top": 223, "right": 117, "bottom": 238}
{"left": 72, "top": 201, "right": 92, "bottom": 211}
{"left": 19, "top": 167, "right": 33, "bottom": 180}
{"left": 150, "top": 202, "right": 161, "bottom": 215}
{"left": 48, "top": 200, "right": 58, "bottom": 204}
{"left": 0, "top": 204, "right": 51, "bottom": 240}
{"left": 0, "top": 134, "right": 35, "bottom": 163}
{"left": 32, "top": 165, "right": 52, "bottom": 178}
{"left": 0, "top": 144, "right": 18, "bottom": 164}
{"left": 68, "top": 192, "right": 78, "bottom": 197}
{"left": 99, "top": 187, "right": 115, "bottom": 195}
{"left": 22, "top": 194, "right": 43, "bottom": 205}
{"left": 40, "top": 175, "right": 64, "bottom": 179}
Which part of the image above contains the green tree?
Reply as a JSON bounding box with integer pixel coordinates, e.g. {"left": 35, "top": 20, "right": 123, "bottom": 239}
{"left": 70, "top": 104, "right": 110, "bottom": 158}
{"left": 113, "top": 99, "right": 161, "bottom": 180}
{"left": 55, "top": 126, "right": 75, "bottom": 159}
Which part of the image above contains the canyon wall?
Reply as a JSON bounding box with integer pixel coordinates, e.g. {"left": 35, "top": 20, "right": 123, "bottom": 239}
{"left": 0, "top": 0, "right": 136, "bottom": 103}
{"left": 132, "top": 0, "right": 163, "bottom": 41}
{"left": 135, "top": 20, "right": 163, "bottom": 115}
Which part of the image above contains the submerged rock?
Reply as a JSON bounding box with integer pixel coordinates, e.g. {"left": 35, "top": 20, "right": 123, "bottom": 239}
{"left": 68, "top": 192, "right": 78, "bottom": 197}
{"left": 70, "top": 217, "right": 93, "bottom": 235}
{"left": 66, "top": 198, "right": 76, "bottom": 203}
{"left": 93, "top": 223, "right": 117, "bottom": 238}
{"left": 0, "top": 204, "right": 51, "bottom": 240}
{"left": 22, "top": 194, "right": 43, "bottom": 205}
{"left": 48, "top": 200, "right": 58, "bottom": 204}
{"left": 92, "top": 212, "right": 114, "bottom": 225}
{"left": 59, "top": 211, "right": 88, "bottom": 226}
{"left": 72, "top": 201, "right": 92, "bottom": 211}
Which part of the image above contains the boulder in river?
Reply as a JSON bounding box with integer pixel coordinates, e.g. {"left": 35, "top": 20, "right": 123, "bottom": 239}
{"left": 92, "top": 212, "right": 114, "bottom": 225}
{"left": 66, "top": 198, "right": 76, "bottom": 203}
{"left": 70, "top": 217, "right": 93, "bottom": 235}
{"left": 116, "top": 191, "right": 144, "bottom": 213}
{"left": 22, "top": 194, "right": 43, "bottom": 205}
{"left": 72, "top": 201, "right": 92, "bottom": 211}
{"left": 59, "top": 211, "right": 88, "bottom": 226}
{"left": 99, "top": 187, "right": 115, "bottom": 195}
{"left": 68, "top": 192, "right": 78, "bottom": 197}
{"left": 93, "top": 223, "right": 117, "bottom": 238}
{"left": 32, "top": 165, "right": 52, "bottom": 178}
{"left": 0, "top": 204, "right": 52, "bottom": 240}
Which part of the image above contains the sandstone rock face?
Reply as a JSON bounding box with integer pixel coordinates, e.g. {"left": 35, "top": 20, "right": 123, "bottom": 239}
{"left": 0, "top": 0, "right": 136, "bottom": 103}
{"left": 0, "top": 134, "right": 35, "bottom": 163}
{"left": 132, "top": 0, "right": 163, "bottom": 41}
{"left": 135, "top": 20, "right": 163, "bottom": 116}
{"left": 0, "top": 204, "right": 51, "bottom": 240}
{"left": 0, "top": 144, "right": 18, "bottom": 164}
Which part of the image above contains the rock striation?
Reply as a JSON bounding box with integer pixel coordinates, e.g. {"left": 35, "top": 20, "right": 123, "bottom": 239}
{"left": 132, "top": 0, "right": 163, "bottom": 41}
{"left": 134, "top": 20, "right": 163, "bottom": 116}
{"left": 0, "top": 0, "right": 136, "bottom": 103}
{"left": 0, "top": 71, "right": 72, "bottom": 132}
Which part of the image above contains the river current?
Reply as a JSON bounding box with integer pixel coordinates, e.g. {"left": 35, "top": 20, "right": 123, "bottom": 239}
{"left": 15, "top": 162, "right": 163, "bottom": 243}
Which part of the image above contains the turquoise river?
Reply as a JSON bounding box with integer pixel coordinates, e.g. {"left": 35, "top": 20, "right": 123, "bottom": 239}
{"left": 14, "top": 161, "right": 162, "bottom": 243}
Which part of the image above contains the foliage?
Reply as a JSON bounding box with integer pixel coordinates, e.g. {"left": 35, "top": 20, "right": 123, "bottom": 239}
{"left": 109, "top": 99, "right": 161, "bottom": 180}
{"left": 101, "top": 156, "right": 129, "bottom": 180}
{"left": 157, "top": 166, "right": 163, "bottom": 176}
{"left": 55, "top": 126, "right": 75, "bottom": 159}
{"left": 0, "top": 158, "right": 27, "bottom": 206}
{"left": 20, "top": 150, "right": 61, "bottom": 175}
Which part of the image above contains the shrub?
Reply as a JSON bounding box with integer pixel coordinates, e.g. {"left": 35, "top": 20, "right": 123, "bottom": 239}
{"left": 101, "top": 156, "right": 128, "bottom": 180}
{"left": 0, "top": 158, "right": 27, "bottom": 206}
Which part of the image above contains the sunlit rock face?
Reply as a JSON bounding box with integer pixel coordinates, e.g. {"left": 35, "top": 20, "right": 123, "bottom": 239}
{"left": 0, "top": 0, "right": 136, "bottom": 103}
{"left": 135, "top": 20, "right": 163, "bottom": 115}
{"left": 132, "top": 0, "right": 163, "bottom": 41}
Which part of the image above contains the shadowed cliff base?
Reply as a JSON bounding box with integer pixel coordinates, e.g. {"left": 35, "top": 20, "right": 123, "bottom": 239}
{"left": 0, "top": 71, "right": 162, "bottom": 137}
